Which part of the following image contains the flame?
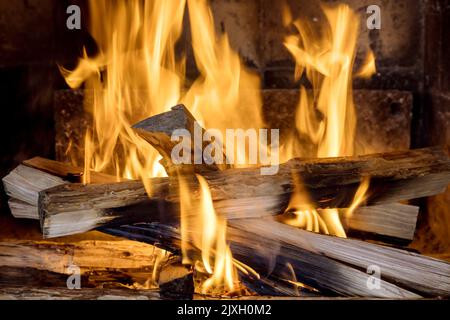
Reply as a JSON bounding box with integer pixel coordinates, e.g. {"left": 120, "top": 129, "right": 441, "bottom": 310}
{"left": 281, "top": 4, "right": 371, "bottom": 237}
{"left": 346, "top": 176, "right": 371, "bottom": 218}
{"left": 61, "top": 0, "right": 374, "bottom": 293}
{"left": 183, "top": 0, "right": 264, "bottom": 132}
{"left": 179, "top": 174, "right": 239, "bottom": 295}
{"left": 356, "top": 50, "right": 377, "bottom": 79}
{"left": 284, "top": 4, "right": 359, "bottom": 159}
{"left": 61, "top": 0, "right": 187, "bottom": 188}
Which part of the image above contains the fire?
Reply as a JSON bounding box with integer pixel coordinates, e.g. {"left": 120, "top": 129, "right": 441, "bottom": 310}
{"left": 281, "top": 4, "right": 374, "bottom": 237}
{"left": 356, "top": 50, "right": 377, "bottom": 79}
{"left": 61, "top": 0, "right": 375, "bottom": 294}
{"left": 60, "top": 0, "right": 188, "bottom": 190}
{"left": 179, "top": 175, "right": 239, "bottom": 295}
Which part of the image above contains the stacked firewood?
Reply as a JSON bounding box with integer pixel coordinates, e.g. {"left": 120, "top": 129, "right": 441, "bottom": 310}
{"left": 2, "top": 105, "right": 450, "bottom": 298}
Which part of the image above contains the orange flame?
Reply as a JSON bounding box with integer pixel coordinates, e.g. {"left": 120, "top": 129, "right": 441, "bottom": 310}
{"left": 179, "top": 175, "right": 239, "bottom": 295}
{"left": 281, "top": 4, "right": 371, "bottom": 237}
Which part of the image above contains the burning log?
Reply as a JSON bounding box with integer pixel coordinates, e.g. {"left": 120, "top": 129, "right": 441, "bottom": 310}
{"left": 229, "top": 219, "right": 450, "bottom": 297}
{"left": 35, "top": 147, "right": 449, "bottom": 238}
{"left": 102, "top": 222, "right": 434, "bottom": 298}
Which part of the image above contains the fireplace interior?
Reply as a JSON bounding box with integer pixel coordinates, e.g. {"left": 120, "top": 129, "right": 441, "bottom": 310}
{"left": 0, "top": 0, "right": 449, "bottom": 300}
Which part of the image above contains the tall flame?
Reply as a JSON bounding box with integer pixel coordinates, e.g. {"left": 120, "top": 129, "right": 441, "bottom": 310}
{"left": 179, "top": 175, "right": 239, "bottom": 295}
{"left": 61, "top": 0, "right": 376, "bottom": 293}
{"left": 61, "top": 0, "right": 188, "bottom": 190}
{"left": 183, "top": 0, "right": 264, "bottom": 132}
{"left": 281, "top": 4, "right": 373, "bottom": 237}
{"left": 283, "top": 4, "right": 359, "bottom": 159}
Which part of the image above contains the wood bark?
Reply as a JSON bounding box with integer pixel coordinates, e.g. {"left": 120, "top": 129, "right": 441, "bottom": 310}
{"left": 0, "top": 239, "right": 195, "bottom": 297}
{"left": 0, "top": 286, "right": 161, "bottom": 300}
{"left": 133, "top": 104, "right": 229, "bottom": 174}
{"left": 101, "top": 222, "right": 437, "bottom": 298}
{"left": 37, "top": 147, "right": 449, "bottom": 238}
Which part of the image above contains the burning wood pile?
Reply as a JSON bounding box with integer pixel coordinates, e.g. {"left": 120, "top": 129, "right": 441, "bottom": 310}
{"left": 1, "top": 0, "right": 450, "bottom": 299}
{"left": 3, "top": 115, "right": 450, "bottom": 298}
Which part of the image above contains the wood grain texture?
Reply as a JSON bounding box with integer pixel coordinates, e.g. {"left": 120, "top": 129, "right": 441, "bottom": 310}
{"left": 39, "top": 148, "right": 449, "bottom": 238}
{"left": 102, "top": 223, "right": 423, "bottom": 298}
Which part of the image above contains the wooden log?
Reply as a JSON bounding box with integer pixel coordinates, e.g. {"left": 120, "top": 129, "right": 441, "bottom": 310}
{"left": 7, "top": 198, "right": 39, "bottom": 220}
{"left": 23, "top": 156, "right": 120, "bottom": 183}
{"left": 37, "top": 181, "right": 420, "bottom": 240}
{"left": 0, "top": 239, "right": 195, "bottom": 296}
{"left": 0, "top": 239, "right": 167, "bottom": 274}
{"left": 105, "top": 220, "right": 450, "bottom": 297}
{"left": 3, "top": 158, "right": 121, "bottom": 220}
{"left": 37, "top": 147, "right": 449, "bottom": 238}
{"left": 229, "top": 218, "right": 450, "bottom": 297}
{"left": 340, "top": 204, "right": 419, "bottom": 241}
{"left": 3, "top": 165, "right": 65, "bottom": 206}
{"left": 0, "top": 286, "right": 161, "bottom": 300}
{"left": 101, "top": 223, "right": 423, "bottom": 298}
{"left": 133, "top": 104, "right": 229, "bottom": 174}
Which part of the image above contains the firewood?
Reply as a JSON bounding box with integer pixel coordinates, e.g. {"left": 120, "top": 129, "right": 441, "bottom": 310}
{"left": 7, "top": 198, "right": 38, "bottom": 220}
{"left": 23, "top": 156, "right": 121, "bottom": 183}
{"left": 0, "top": 286, "right": 161, "bottom": 300}
{"left": 0, "top": 239, "right": 195, "bottom": 297}
{"left": 37, "top": 147, "right": 449, "bottom": 238}
{"left": 133, "top": 104, "right": 229, "bottom": 174}
{"left": 3, "top": 165, "right": 65, "bottom": 206}
{"left": 37, "top": 180, "right": 420, "bottom": 240}
{"left": 106, "top": 220, "right": 450, "bottom": 297}
{"left": 101, "top": 223, "right": 423, "bottom": 298}
{"left": 230, "top": 218, "right": 450, "bottom": 297}
{"left": 0, "top": 240, "right": 167, "bottom": 273}
{"left": 339, "top": 204, "right": 419, "bottom": 241}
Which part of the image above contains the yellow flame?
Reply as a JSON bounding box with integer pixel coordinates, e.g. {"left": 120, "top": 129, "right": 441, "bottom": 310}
{"left": 285, "top": 4, "right": 359, "bottom": 159}
{"left": 346, "top": 176, "right": 371, "bottom": 218}
{"left": 183, "top": 0, "right": 264, "bottom": 132}
{"left": 179, "top": 174, "right": 239, "bottom": 294}
{"left": 61, "top": 0, "right": 187, "bottom": 187}
{"left": 281, "top": 4, "right": 371, "bottom": 237}
{"left": 280, "top": 174, "right": 346, "bottom": 237}
{"left": 356, "top": 50, "right": 377, "bottom": 79}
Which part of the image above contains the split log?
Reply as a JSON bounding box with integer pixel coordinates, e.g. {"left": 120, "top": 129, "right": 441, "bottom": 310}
{"left": 7, "top": 198, "right": 38, "bottom": 220}
{"left": 3, "top": 157, "right": 121, "bottom": 219}
{"left": 3, "top": 165, "right": 65, "bottom": 206}
{"left": 340, "top": 204, "right": 419, "bottom": 241}
{"left": 23, "top": 156, "right": 120, "bottom": 183}
{"left": 0, "top": 239, "right": 195, "bottom": 297}
{"left": 101, "top": 223, "right": 428, "bottom": 298}
{"left": 37, "top": 147, "right": 449, "bottom": 238}
{"left": 0, "top": 286, "right": 161, "bottom": 300}
{"left": 230, "top": 219, "right": 450, "bottom": 297}
{"left": 133, "top": 104, "right": 229, "bottom": 174}
{"left": 0, "top": 239, "right": 167, "bottom": 273}
{"left": 104, "top": 220, "right": 450, "bottom": 297}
